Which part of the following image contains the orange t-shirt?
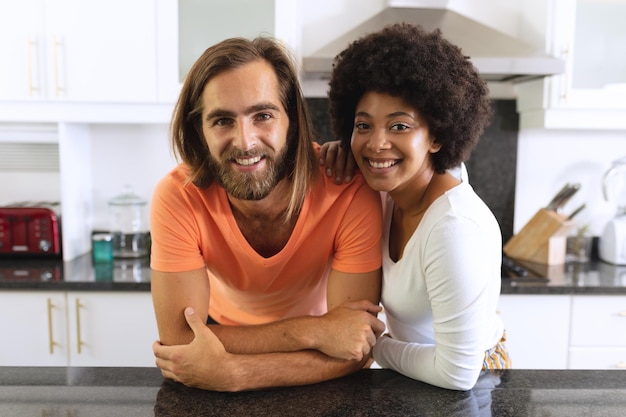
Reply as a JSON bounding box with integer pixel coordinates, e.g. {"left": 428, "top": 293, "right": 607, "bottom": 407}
{"left": 150, "top": 163, "right": 382, "bottom": 325}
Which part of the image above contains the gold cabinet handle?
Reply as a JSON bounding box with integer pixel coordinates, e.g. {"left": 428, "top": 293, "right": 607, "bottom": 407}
{"left": 27, "top": 37, "right": 39, "bottom": 96}
{"left": 46, "top": 298, "right": 59, "bottom": 354}
{"left": 616, "top": 362, "right": 626, "bottom": 369}
{"left": 52, "top": 35, "right": 65, "bottom": 97}
{"left": 618, "top": 310, "right": 626, "bottom": 317}
{"left": 75, "top": 298, "right": 85, "bottom": 354}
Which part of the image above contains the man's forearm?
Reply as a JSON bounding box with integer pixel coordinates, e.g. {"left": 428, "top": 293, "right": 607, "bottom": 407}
{"left": 208, "top": 315, "right": 319, "bottom": 355}
{"left": 207, "top": 349, "right": 367, "bottom": 392}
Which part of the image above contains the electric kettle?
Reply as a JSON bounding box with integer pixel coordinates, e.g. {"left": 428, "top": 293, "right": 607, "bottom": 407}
{"left": 599, "top": 156, "right": 626, "bottom": 265}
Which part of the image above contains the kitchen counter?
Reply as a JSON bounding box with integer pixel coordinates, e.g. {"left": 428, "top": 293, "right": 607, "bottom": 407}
{"left": 0, "top": 367, "right": 625, "bottom": 416}
{"left": 500, "top": 258, "right": 626, "bottom": 295}
{"left": 1, "top": 253, "right": 625, "bottom": 294}
{"left": 0, "top": 253, "right": 150, "bottom": 291}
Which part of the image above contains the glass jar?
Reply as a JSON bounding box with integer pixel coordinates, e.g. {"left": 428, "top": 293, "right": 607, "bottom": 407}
{"left": 108, "top": 186, "right": 150, "bottom": 258}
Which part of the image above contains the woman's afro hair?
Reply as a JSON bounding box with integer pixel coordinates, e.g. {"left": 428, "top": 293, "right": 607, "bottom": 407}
{"left": 328, "top": 23, "right": 493, "bottom": 173}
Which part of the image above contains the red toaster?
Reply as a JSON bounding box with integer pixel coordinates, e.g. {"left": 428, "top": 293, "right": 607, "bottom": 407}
{"left": 0, "top": 206, "right": 62, "bottom": 257}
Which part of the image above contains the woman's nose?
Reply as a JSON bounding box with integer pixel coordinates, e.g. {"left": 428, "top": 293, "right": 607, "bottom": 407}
{"left": 367, "top": 130, "right": 390, "bottom": 153}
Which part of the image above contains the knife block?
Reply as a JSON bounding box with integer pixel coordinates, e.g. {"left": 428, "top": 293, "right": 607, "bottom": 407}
{"left": 503, "top": 208, "right": 575, "bottom": 265}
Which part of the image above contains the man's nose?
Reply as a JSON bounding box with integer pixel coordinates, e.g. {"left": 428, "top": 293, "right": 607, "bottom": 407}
{"left": 233, "top": 120, "right": 257, "bottom": 151}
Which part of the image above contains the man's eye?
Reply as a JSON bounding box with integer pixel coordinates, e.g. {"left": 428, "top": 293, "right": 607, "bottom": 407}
{"left": 214, "top": 118, "right": 233, "bottom": 127}
{"left": 256, "top": 113, "right": 272, "bottom": 121}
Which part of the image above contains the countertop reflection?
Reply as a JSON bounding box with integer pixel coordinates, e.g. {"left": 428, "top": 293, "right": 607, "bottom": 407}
{"left": 1, "top": 367, "right": 625, "bottom": 417}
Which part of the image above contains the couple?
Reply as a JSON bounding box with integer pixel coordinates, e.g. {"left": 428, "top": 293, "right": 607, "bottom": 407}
{"left": 150, "top": 23, "right": 508, "bottom": 393}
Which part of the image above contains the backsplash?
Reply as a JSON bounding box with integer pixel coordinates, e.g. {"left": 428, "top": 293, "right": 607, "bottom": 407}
{"left": 306, "top": 98, "right": 518, "bottom": 242}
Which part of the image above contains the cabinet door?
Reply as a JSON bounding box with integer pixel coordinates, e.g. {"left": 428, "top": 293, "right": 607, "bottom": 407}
{"left": 0, "top": 291, "right": 68, "bottom": 366}
{"left": 66, "top": 292, "right": 158, "bottom": 367}
{"left": 0, "top": 0, "right": 158, "bottom": 103}
{"left": 549, "top": 0, "right": 626, "bottom": 110}
{"left": 570, "top": 295, "right": 626, "bottom": 347}
{"left": 497, "top": 295, "right": 571, "bottom": 369}
{"left": 569, "top": 347, "right": 626, "bottom": 370}
{"left": 0, "top": 0, "right": 45, "bottom": 100}
{"left": 44, "top": 0, "right": 158, "bottom": 102}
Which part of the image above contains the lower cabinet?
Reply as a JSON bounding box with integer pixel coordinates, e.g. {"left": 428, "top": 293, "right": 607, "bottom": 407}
{"left": 0, "top": 291, "right": 158, "bottom": 367}
{"left": 497, "top": 295, "right": 571, "bottom": 369}
{"left": 498, "top": 294, "right": 626, "bottom": 370}
{"left": 568, "top": 295, "right": 626, "bottom": 370}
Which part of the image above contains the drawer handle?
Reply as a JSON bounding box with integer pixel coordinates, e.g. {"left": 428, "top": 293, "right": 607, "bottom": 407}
{"left": 616, "top": 362, "right": 626, "bottom": 369}
{"left": 75, "top": 298, "right": 85, "bottom": 354}
{"left": 46, "top": 298, "right": 59, "bottom": 354}
{"left": 618, "top": 311, "right": 626, "bottom": 317}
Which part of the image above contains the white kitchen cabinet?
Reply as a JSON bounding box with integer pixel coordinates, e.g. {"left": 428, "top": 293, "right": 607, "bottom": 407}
{"left": 0, "top": 0, "right": 158, "bottom": 103}
{"left": 516, "top": 0, "right": 626, "bottom": 129}
{"left": 156, "top": 0, "right": 300, "bottom": 103}
{"left": 568, "top": 295, "right": 626, "bottom": 369}
{"left": 0, "top": 291, "right": 68, "bottom": 366}
{"left": 497, "top": 294, "right": 571, "bottom": 369}
{"left": 0, "top": 291, "right": 157, "bottom": 367}
{"left": 66, "top": 292, "right": 158, "bottom": 367}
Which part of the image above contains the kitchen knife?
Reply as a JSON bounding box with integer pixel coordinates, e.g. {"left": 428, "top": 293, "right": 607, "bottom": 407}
{"left": 553, "top": 183, "right": 580, "bottom": 213}
{"left": 566, "top": 203, "right": 586, "bottom": 220}
{"left": 546, "top": 183, "right": 580, "bottom": 213}
{"left": 546, "top": 183, "right": 573, "bottom": 211}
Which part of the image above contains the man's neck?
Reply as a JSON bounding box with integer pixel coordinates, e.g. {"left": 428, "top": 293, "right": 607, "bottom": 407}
{"left": 226, "top": 179, "right": 292, "bottom": 221}
{"left": 227, "top": 179, "right": 297, "bottom": 258}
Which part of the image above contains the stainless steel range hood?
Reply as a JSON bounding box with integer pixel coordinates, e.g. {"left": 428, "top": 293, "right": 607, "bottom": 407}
{"left": 302, "top": 7, "right": 565, "bottom": 83}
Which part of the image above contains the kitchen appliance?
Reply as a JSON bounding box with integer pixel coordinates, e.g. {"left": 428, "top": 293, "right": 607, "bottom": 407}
{"left": 109, "top": 187, "right": 149, "bottom": 259}
{"left": 599, "top": 157, "right": 626, "bottom": 265}
{"left": 301, "top": 4, "right": 565, "bottom": 83}
{"left": 0, "top": 203, "right": 61, "bottom": 257}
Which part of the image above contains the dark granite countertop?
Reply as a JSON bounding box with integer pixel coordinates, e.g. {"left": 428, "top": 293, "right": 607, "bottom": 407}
{"left": 500, "top": 258, "right": 626, "bottom": 295}
{"left": 1, "top": 253, "right": 625, "bottom": 295}
{"left": 0, "top": 367, "right": 625, "bottom": 416}
{"left": 0, "top": 253, "right": 150, "bottom": 291}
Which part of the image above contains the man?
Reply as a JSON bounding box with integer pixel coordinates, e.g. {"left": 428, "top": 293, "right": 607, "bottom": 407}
{"left": 150, "top": 36, "right": 384, "bottom": 392}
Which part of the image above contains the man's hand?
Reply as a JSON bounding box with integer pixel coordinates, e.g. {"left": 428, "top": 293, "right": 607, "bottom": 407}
{"left": 319, "top": 140, "right": 357, "bottom": 184}
{"left": 313, "top": 300, "right": 385, "bottom": 361}
{"left": 153, "top": 307, "right": 238, "bottom": 392}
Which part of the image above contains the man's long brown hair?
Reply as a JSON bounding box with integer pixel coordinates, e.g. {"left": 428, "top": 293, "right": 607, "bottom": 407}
{"left": 170, "top": 36, "right": 318, "bottom": 221}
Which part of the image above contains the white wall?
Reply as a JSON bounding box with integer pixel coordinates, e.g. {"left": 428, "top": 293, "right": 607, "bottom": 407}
{"left": 89, "top": 124, "right": 176, "bottom": 230}
{"left": 514, "top": 128, "right": 626, "bottom": 236}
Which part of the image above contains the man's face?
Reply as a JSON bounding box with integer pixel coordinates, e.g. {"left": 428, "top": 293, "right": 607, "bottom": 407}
{"left": 200, "top": 60, "right": 290, "bottom": 200}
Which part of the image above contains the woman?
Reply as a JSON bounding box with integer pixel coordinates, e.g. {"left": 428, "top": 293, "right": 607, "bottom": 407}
{"left": 323, "top": 23, "right": 509, "bottom": 390}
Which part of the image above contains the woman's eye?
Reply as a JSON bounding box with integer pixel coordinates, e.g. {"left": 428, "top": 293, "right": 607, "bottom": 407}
{"left": 390, "top": 123, "right": 409, "bottom": 131}
{"left": 354, "top": 122, "right": 369, "bottom": 130}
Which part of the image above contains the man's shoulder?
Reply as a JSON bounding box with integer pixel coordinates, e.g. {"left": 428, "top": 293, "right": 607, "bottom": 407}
{"left": 309, "top": 166, "right": 379, "bottom": 210}
{"left": 154, "top": 164, "right": 220, "bottom": 203}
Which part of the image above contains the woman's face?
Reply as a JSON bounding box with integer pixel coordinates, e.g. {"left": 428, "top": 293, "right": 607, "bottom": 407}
{"left": 350, "top": 91, "right": 440, "bottom": 193}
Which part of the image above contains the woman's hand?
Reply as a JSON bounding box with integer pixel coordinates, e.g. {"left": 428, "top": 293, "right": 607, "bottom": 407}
{"left": 319, "top": 140, "right": 357, "bottom": 184}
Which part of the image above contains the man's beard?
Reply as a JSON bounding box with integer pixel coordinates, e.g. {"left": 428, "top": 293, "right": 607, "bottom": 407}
{"left": 208, "top": 145, "right": 288, "bottom": 201}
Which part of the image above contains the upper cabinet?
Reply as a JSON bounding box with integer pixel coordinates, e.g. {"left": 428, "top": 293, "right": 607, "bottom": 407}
{"left": 0, "top": 0, "right": 298, "bottom": 123}
{"left": 156, "top": 0, "right": 300, "bottom": 103}
{"left": 0, "top": 0, "right": 158, "bottom": 103}
{"left": 516, "top": 0, "right": 626, "bottom": 129}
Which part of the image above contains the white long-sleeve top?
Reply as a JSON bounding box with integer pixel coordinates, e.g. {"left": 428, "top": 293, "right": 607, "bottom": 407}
{"left": 372, "top": 182, "right": 504, "bottom": 391}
